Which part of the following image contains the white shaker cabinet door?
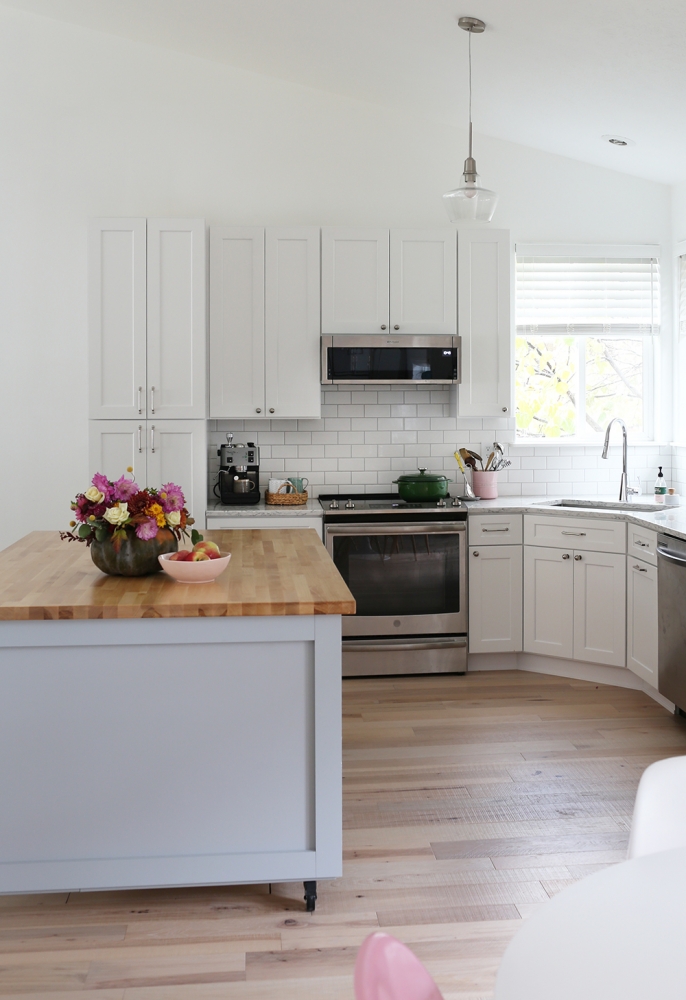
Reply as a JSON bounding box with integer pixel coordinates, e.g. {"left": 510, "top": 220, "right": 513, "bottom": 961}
{"left": 321, "top": 228, "right": 389, "bottom": 334}
{"left": 456, "top": 228, "right": 512, "bottom": 417}
{"left": 573, "top": 550, "right": 626, "bottom": 667}
{"left": 209, "top": 227, "right": 265, "bottom": 419}
{"left": 146, "top": 420, "right": 208, "bottom": 530}
{"left": 89, "top": 420, "right": 145, "bottom": 484}
{"left": 265, "top": 228, "right": 321, "bottom": 419}
{"left": 523, "top": 545, "right": 574, "bottom": 659}
{"left": 469, "top": 544, "right": 523, "bottom": 654}
{"left": 88, "top": 219, "right": 147, "bottom": 419}
{"left": 146, "top": 219, "right": 206, "bottom": 419}
{"left": 389, "top": 230, "right": 456, "bottom": 335}
{"left": 627, "top": 557, "right": 658, "bottom": 686}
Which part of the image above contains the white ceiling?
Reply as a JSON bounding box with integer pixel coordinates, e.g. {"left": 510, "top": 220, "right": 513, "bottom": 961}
{"left": 4, "top": 0, "right": 686, "bottom": 184}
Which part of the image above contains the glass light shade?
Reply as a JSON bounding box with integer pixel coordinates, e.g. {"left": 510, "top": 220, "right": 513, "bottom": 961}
{"left": 443, "top": 177, "right": 498, "bottom": 223}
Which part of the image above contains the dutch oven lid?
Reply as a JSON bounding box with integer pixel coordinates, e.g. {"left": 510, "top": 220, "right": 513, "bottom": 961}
{"left": 393, "top": 467, "right": 451, "bottom": 484}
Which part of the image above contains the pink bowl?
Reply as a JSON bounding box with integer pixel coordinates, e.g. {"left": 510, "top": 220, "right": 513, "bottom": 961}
{"left": 158, "top": 551, "right": 231, "bottom": 584}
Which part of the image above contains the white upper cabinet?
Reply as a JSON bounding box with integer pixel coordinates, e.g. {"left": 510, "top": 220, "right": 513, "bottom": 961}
{"left": 389, "top": 230, "right": 456, "bottom": 334}
{"left": 89, "top": 218, "right": 206, "bottom": 420}
{"left": 209, "top": 227, "right": 265, "bottom": 418}
{"left": 89, "top": 219, "right": 147, "bottom": 419}
{"left": 456, "top": 228, "right": 512, "bottom": 417}
{"left": 210, "top": 227, "right": 321, "bottom": 420}
{"left": 265, "top": 228, "right": 321, "bottom": 419}
{"left": 146, "top": 219, "right": 206, "bottom": 419}
{"left": 321, "top": 228, "right": 389, "bottom": 334}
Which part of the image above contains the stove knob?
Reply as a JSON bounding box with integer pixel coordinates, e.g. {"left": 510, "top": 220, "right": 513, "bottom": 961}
{"left": 437, "top": 498, "right": 447, "bottom": 507}
{"left": 451, "top": 498, "right": 460, "bottom": 507}
{"left": 329, "top": 499, "right": 339, "bottom": 510}
{"left": 345, "top": 499, "right": 355, "bottom": 509}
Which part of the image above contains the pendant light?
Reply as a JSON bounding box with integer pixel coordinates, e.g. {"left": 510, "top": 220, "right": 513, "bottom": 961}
{"left": 443, "top": 16, "right": 498, "bottom": 223}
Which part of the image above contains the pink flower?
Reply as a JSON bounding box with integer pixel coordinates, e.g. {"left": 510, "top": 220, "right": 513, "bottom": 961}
{"left": 135, "top": 517, "right": 158, "bottom": 540}
{"left": 74, "top": 496, "right": 89, "bottom": 522}
{"left": 91, "top": 473, "right": 113, "bottom": 502}
{"left": 159, "top": 482, "right": 185, "bottom": 513}
{"left": 112, "top": 475, "right": 139, "bottom": 501}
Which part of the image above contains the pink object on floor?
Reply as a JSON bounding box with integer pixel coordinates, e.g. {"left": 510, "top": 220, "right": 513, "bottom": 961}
{"left": 354, "top": 932, "right": 444, "bottom": 1000}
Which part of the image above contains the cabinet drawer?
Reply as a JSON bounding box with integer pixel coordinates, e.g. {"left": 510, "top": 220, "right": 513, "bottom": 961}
{"left": 469, "top": 514, "right": 522, "bottom": 545}
{"left": 628, "top": 524, "right": 658, "bottom": 566}
{"left": 524, "top": 514, "right": 626, "bottom": 554}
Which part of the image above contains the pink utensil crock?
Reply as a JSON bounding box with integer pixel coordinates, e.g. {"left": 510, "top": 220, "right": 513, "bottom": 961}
{"left": 472, "top": 470, "right": 498, "bottom": 499}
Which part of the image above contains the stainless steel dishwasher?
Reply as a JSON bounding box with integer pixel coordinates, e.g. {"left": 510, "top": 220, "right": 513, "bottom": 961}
{"left": 657, "top": 532, "right": 686, "bottom": 711}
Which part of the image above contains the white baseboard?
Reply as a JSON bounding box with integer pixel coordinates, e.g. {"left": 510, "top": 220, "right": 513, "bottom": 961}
{"left": 468, "top": 652, "right": 674, "bottom": 712}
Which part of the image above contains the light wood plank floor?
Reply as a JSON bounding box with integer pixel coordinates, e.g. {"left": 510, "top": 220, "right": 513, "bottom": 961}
{"left": 2, "top": 670, "right": 686, "bottom": 999}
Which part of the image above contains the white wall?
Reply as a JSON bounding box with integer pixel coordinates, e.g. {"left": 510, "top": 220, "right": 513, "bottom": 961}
{"left": 0, "top": 5, "right": 674, "bottom": 549}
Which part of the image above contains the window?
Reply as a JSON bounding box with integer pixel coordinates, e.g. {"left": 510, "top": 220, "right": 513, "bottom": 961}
{"left": 515, "top": 249, "right": 659, "bottom": 441}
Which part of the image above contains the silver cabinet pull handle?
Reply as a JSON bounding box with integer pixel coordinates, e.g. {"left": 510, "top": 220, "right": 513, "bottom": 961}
{"left": 636, "top": 540, "right": 649, "bottom": 547}
{"left": 138, "top": 386, "right": 143, "bottom": 415}
{"left": 482, "top": 527, "right": 509, "bottom": 532}
{"left": 137, "top": 424, "right": 142, "bottom": 453}
{"left": 150, "top": 425, "right": 155, "bottom": 453}
{"left": 574, "top": 554, "right": 582, "bottom": 561}
{"left": 562, "top": 553, "right": 570, "bottom": 559}
{"left": 562, "top": 530, "right": 586, "bottom": 536}
{"left": 150, "top": 386, "right": 155, "bottom": 414}
{"left": 633, "top": 564, "right": 648, "bottom": 572}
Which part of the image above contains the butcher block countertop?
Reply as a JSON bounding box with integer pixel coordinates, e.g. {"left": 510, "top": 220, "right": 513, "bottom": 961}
{"left": 0, "top": 529, "right": 355, "bottom": 620}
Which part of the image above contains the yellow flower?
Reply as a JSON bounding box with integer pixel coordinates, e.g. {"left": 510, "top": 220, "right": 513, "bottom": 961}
{"left": 126, "top": 466, "right": 133, "bottom": 473}
{"left": 145, "top": 503, "right": 167, "bottom": 528}
{"left": 69, "top": 520, "right": 76, "bottom": 527}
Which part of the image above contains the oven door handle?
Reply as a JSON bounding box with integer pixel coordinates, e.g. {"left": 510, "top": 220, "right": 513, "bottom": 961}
{"left": 325, "top": 522, "right": 466, "bottom": 536}
{"left": 343, "top": 637, "right": 467, "bottom": 652}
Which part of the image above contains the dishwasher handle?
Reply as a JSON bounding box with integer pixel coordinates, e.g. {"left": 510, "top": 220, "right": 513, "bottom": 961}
{"left": 657, "top": 543, "right": 686, "bottom": 567}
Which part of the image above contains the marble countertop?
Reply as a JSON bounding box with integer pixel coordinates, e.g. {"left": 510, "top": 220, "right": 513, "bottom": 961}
{"left": 465, "top": 495, "right": 686, "bottom": 542}
{"left": 206, "top": 494, "right": 686, "bottom": 542}
{"left": 207, "top": 499, "right": 323, "bottom": 518}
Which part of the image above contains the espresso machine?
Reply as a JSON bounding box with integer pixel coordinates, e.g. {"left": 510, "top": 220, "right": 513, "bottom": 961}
{"left": 215, "top": 434, "right": 261, "bottom": 505}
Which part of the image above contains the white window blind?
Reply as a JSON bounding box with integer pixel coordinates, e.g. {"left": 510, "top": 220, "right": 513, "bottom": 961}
{"left": 679, "top": 255, "right": 686, "bottom": 336}
{"left": 516, "top": 257, "right": 660, "bottom": 335}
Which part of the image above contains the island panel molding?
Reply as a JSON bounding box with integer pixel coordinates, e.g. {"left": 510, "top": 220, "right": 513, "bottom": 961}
{"left": 0, "top": 530, "right": 355, "bottom": 620}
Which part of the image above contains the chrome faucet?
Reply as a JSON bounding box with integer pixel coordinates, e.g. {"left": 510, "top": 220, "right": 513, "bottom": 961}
{"left": 601, "top": 417, "right": 638, "bottom": 502}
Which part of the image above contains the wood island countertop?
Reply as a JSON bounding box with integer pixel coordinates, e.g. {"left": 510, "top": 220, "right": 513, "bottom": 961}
{"left": 0, "top": 529, "right": 356, "bottom": 620}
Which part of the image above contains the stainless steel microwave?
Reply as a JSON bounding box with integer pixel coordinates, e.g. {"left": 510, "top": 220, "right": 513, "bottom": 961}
{"left": 321, "top": 335, "right": 461, "bottom": 385}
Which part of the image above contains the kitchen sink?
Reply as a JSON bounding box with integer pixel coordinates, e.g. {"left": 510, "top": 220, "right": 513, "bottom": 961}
{"left": 541, "top": 498, "right": 671, "bottom": 513}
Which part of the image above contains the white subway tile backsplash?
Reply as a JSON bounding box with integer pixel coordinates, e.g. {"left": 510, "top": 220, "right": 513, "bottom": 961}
{"left": 209, "top": 387, "right": 674, "bottom": 500}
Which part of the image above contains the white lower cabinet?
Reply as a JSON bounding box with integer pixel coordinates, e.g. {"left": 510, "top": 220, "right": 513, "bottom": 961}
{"left": 523, "top": 544, "right": 626, "bottom": 667}
{"left": 523, "top": 545, "right": 574, "bottom": 659}
{"left": 627, "top": 556, "right": 658, "bottom": 688}
{"left": 89, "top": 420, "right": 207, "bottom": 529}
{"left": 469, "top": 545, "right": 522, "bottom": 653}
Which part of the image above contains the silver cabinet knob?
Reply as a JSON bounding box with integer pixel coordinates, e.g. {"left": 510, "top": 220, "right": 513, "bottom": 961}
{"left": 255, "top": 408, "right": 262, "bottom": 413}
{"left": 380, "top": 324, "right": 387, "bottom": 330}
{"left": 502, "top": 406, "right": 508, "bottom": 412}
{"left": 394, "top": 325, "right": 400, "bottom": 330}
{"left": 473, "top": 550, "right": 479, "bottom": 557}
{"left": 562, "top": 553, "right": 570, "bottom": 559}
{"left": 269, "top": 408, "right": 275, "bottom": 414}
{"left": 574, "top": 554, "right": 582, "bottom": 561}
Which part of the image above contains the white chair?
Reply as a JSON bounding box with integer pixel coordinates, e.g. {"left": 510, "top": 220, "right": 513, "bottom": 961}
{"left": 627, "top": 755, "right": 686, "bottom": 859}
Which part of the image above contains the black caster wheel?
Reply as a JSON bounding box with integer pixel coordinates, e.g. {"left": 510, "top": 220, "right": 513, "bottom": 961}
{"left": 303, "top": 880, "right": 317, "bottom": 912}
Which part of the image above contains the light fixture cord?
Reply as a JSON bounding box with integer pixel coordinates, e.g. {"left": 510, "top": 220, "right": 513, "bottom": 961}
{"left": 468, "top": 27, "right": 472, "bottom": 158}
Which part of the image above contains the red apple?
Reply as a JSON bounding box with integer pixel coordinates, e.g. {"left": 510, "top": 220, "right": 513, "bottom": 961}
{"left": 191, "top": 550, "right": 210, "bottom": 562}
{"left": 193, "top": 540, "right": 221, "bottom": 557}
{"left": 170, "top": 550, "right": 193, "bottom": 561}
{"left": 207, "top": 550, "right": 222, "bottom": 560}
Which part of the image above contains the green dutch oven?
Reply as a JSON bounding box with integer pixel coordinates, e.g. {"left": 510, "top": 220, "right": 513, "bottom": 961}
{"left": 392, "top": 468, "right": 452, "bottom": 501}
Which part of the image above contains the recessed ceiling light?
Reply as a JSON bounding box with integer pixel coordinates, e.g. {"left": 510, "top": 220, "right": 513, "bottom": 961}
{"left": 602, "top": 134, "right": 635, "bottom": 147}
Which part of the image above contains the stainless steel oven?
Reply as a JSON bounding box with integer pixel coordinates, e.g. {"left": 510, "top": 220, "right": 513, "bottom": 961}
{"left": 321, "top": 494, "right": 467, "bottom": 677}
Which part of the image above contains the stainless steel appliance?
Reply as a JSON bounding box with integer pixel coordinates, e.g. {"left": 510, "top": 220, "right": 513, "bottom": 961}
{"left": 657, "top": 532, "right": 686, "bottom": 712}
{"left": 215, "top": 434, "right": 261, "bottom": 505}
{"left": 321, "top": 335, "right": 460, "bottom": 385}
{"left": 321, "top": 493, "right": 467, "bottom": 677}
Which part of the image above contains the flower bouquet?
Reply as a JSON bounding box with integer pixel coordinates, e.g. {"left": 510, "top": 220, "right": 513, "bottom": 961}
{"left": 60, "top": 469, "right": 202, "bottom": 576}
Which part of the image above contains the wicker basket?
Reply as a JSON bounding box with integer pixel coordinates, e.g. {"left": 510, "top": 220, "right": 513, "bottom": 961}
{"left": 265, "top": 489, "right": 309, "bottom": 506}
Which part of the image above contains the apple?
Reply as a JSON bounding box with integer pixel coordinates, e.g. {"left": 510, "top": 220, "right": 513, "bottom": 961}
{"left": 207, "top": 550, "right": 222, "bottom": 560}
{"left": 169, "top": 550, "right": 193, "bottom": 561}
{"left": 191, "top": 550, "right": 210, "bottom": 561}
{"left": 193, "top": 540, "right": 221, "bottom": 557}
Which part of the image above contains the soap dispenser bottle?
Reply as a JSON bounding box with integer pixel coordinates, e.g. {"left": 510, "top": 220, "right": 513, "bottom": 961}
{"left": 654, "top": 466, "right": 667, "bottom": 503}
